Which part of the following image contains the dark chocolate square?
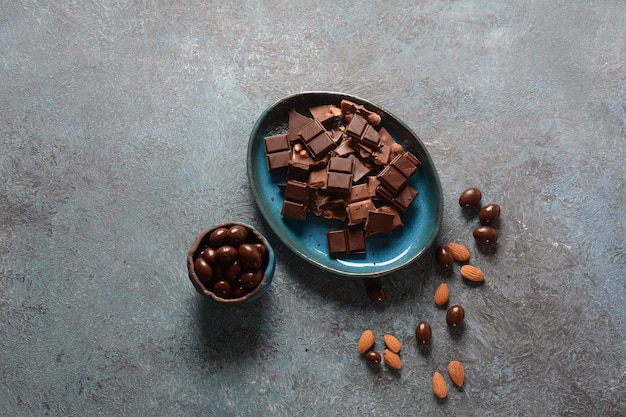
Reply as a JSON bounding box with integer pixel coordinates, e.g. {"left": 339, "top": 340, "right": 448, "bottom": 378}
{"left": 306, "top": 131, "right": 336, "bottom": 160}
{"left": 327, "top": 230, "right": 349, "bottom": 255}
{"left": 392, "top": 185, "right": 418, "bottom": 212}
{"left": 328, "top": 156, "right": 354, "bottom": 174}
{"left": 299, "top": 119, "right": 325, "bottom": 143}
{"left": 346, "top": 113, "right": 368, "bottom": 139}
{"left": 346, "top": 229, "right": 366, "bottom": 253}
{"left": 284, "top": 180, "right": 310, "bottom": 203}
{"left": 264, "top": 134, "right": 290, "bottom": 153}
{"left": 359, "top": 125, "right": 381, "bottom": 148}
{"left": 392, "top": 152, "right": 420, "bottom": 178}
{"left": 266, "top": 150, "right": 291, "bottom": 172}
{"left": 325, "top": 172, "right": 352, "bottom": 194}
{"left": 377, "top": 164, "right": 407, "bottom": 194}
{"left": 281, "top": 199, "right": 308, "bottom": 221}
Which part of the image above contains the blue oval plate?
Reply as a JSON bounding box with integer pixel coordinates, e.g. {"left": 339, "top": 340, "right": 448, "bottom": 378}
{"left": 247, "top": 92, "right": 443, "bottom": 277}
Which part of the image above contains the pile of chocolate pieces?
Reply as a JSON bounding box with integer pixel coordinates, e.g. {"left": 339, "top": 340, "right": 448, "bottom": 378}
{"left": 263, "top": 100, "right": 421, "bottom": 256}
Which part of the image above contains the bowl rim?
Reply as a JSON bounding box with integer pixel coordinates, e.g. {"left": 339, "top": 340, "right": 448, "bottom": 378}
{"left": 247, "top": 91, "right": 443, "bottom": 277}
{"left": 187, "top": 222, "right": 274, "bottom": 305}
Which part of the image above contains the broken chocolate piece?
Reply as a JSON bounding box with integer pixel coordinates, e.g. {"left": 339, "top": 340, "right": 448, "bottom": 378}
{"left": 345, "top": 113, "right": 368, "bottom": 140}
{"left": 288, "top": 109, "right": 312, "bottom": 142}
{"left": 346, "top": 199, "right": 376, "bottom": 226}
{"left": 287, "top": 161, "right": 310, "bottom": 183}
{"left": 365, "top": 210, "right": 395, "bottom": 236}
{"left": 309, "top": 105, "right": 342, "bottom": 129}
{"left": 392, "top": 184, "right": 418, "bottom": 212}
{"left": 347, "top": 183, "right": 370, "bottom": 203}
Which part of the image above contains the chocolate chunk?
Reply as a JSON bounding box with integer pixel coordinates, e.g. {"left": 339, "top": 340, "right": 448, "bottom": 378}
{"left": 307, "top": 167, "right": 327, "bottom": 188}
{"left": 372, "top": 144, "right": 391, "bottom": 166}
{"left": 377, "top": 205, "right": 404, "bottom": 229}
{"left": 307, "top": 131, "right": 336, "bottom": 160}
{"left": 360, "top": 125, "right": 381, "bottom": 148}
{"left": 288, "top": 108, "right": 312, "bottom": 142}
{"left": 345, "top": 113, "right": 368, "bottom": 139}
{"left": 377, "top": 165, "right": 408, "bottom": 195}
{"left": 287, "top": 161, "right": 310, "bottom": 182}
{"left": 348, "top": 154, "right": 373, "bottom": 183}
{"left": 281, "top": 199, "right": 308, "bottom": 220}
{"left": 299, "top": 119, "right": 325, "bottom": 143}
{"left": 346, "top": 199, "right": 376, "bottom": 226}
{"left": 391, "top": 184, "right": 418, "bottom": 212}
{"left": 326, "top": 228, "right": 366, "bottom": 256}
{"left": 334, "top": 137, "right": 357, "bottom": 157}
{"left": 347, "top": 183, "right": 370, "bottom": 203}
{"left": 392, "top": 152, "right": 421, "bottom": 177}
{"left": 364, "top": 210, "right": 395, "bottom": 236}
{"left": 309, "top": 104, "right": 342, "bottom": 129}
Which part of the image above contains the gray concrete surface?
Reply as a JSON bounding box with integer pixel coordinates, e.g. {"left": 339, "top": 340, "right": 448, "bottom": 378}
{"left": 1, "top": 1, "right": 624, "bottom": 416}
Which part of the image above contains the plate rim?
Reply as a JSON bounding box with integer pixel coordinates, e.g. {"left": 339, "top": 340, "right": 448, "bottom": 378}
{"left": 247, "top": 91, "right": 443, "bottom": 277}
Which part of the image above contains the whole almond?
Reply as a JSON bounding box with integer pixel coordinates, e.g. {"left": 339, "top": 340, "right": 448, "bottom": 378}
{"left": 383, "top": 349, "right": 402, "bottom": 370}
{"left": 447, "top": 242, "right": 470, "bottom": 262}
{"left": 434, "top": 283, "right": 450, "bottom": 306}
{"left": 460, "top": 264, "right": 485, "bottom": 282}
{"left": 432, "top": 371, "right": 448, "bottom": 399}
{"left": 448, "top": 360, "right": 465, "bottom": 387}
{"left": 383, "top": 334, "right": 402, "bottom": 353}
{"left": 358, "top": 329, "right": 375, "bottom": 354}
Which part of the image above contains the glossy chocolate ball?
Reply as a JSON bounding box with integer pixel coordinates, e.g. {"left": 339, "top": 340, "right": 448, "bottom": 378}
{"left": 212, "top": 280, "right": 232, "bottom": 298}
{"left": 459, "top": 187, "right": 482, "bottom": 208}
{"left": 215, "top": 245, "right": 238, "bottom": 263}
{"left": 435, "top": 246, "right": 454, "bottom": 268}
{"left": 194, "top": 257, "right": 213, "bottom": 283}
{"left": 365, "top": 350, "right": 382, "bottom": 366}
{"left": 238, "top": 243, "right": 263, "bottom": 269}
{"left": 227, "top": 225, "right": 249, "bottom": 246}
{"left": 366, "top": 283, "right": 386, "bottom": 302}
{"left": 473, "top": 226, "right": 498, "bottom": 244}
{"left": 479, "top": 203, "right": 501, "bottom": 224}
{"left": 415, "top": 321, "right": 432, "bottom": 344}
{"left": 208, "top": 227, "right": 229, "bottom": 248}
{"left": 446, "top": 305, "right": 465, "bottom": 327}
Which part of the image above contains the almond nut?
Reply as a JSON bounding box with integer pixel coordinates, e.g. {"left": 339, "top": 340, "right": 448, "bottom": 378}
{"left": 447, "top": 242, "right": 470, "bottom": 262}
{"left": 383, "top": 334, "right": 402, "bottom": 353}
{"left": 460, "top": 264, "right": 485, "bottom": 282}
{"left": 432, "top": 371, "right": 448, "bottom": 399}
{"left": 434, "top": 283, "right": 449, "bottom": 306}
{"left": 448, "top": 360, "right": 465, "bottom": 387}
{"left": 383, "top": 349, "right": 402, "bottom": 370}
{"left": 358, "top": 329, "right": 375, "bottom": 354}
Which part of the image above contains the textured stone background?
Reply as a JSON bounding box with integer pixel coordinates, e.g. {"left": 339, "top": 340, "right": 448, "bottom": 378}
{"left": 1, "top": 1, "right": 624, "bottom": 416}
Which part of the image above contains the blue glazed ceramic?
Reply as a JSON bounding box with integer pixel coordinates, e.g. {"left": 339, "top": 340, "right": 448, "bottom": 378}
{"left": 247, "top": 92, "right": 442, "bottom": 277}
{"left": 187, "top": 222, "right": 275, "bottom": 305}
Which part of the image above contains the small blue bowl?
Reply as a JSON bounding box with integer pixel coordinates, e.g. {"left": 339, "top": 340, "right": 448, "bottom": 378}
{"left": 247, "top": 92, "right": 443, "bottom": 278}
{"left": 187, "top": 222, "right": 275, "bottom": 305}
